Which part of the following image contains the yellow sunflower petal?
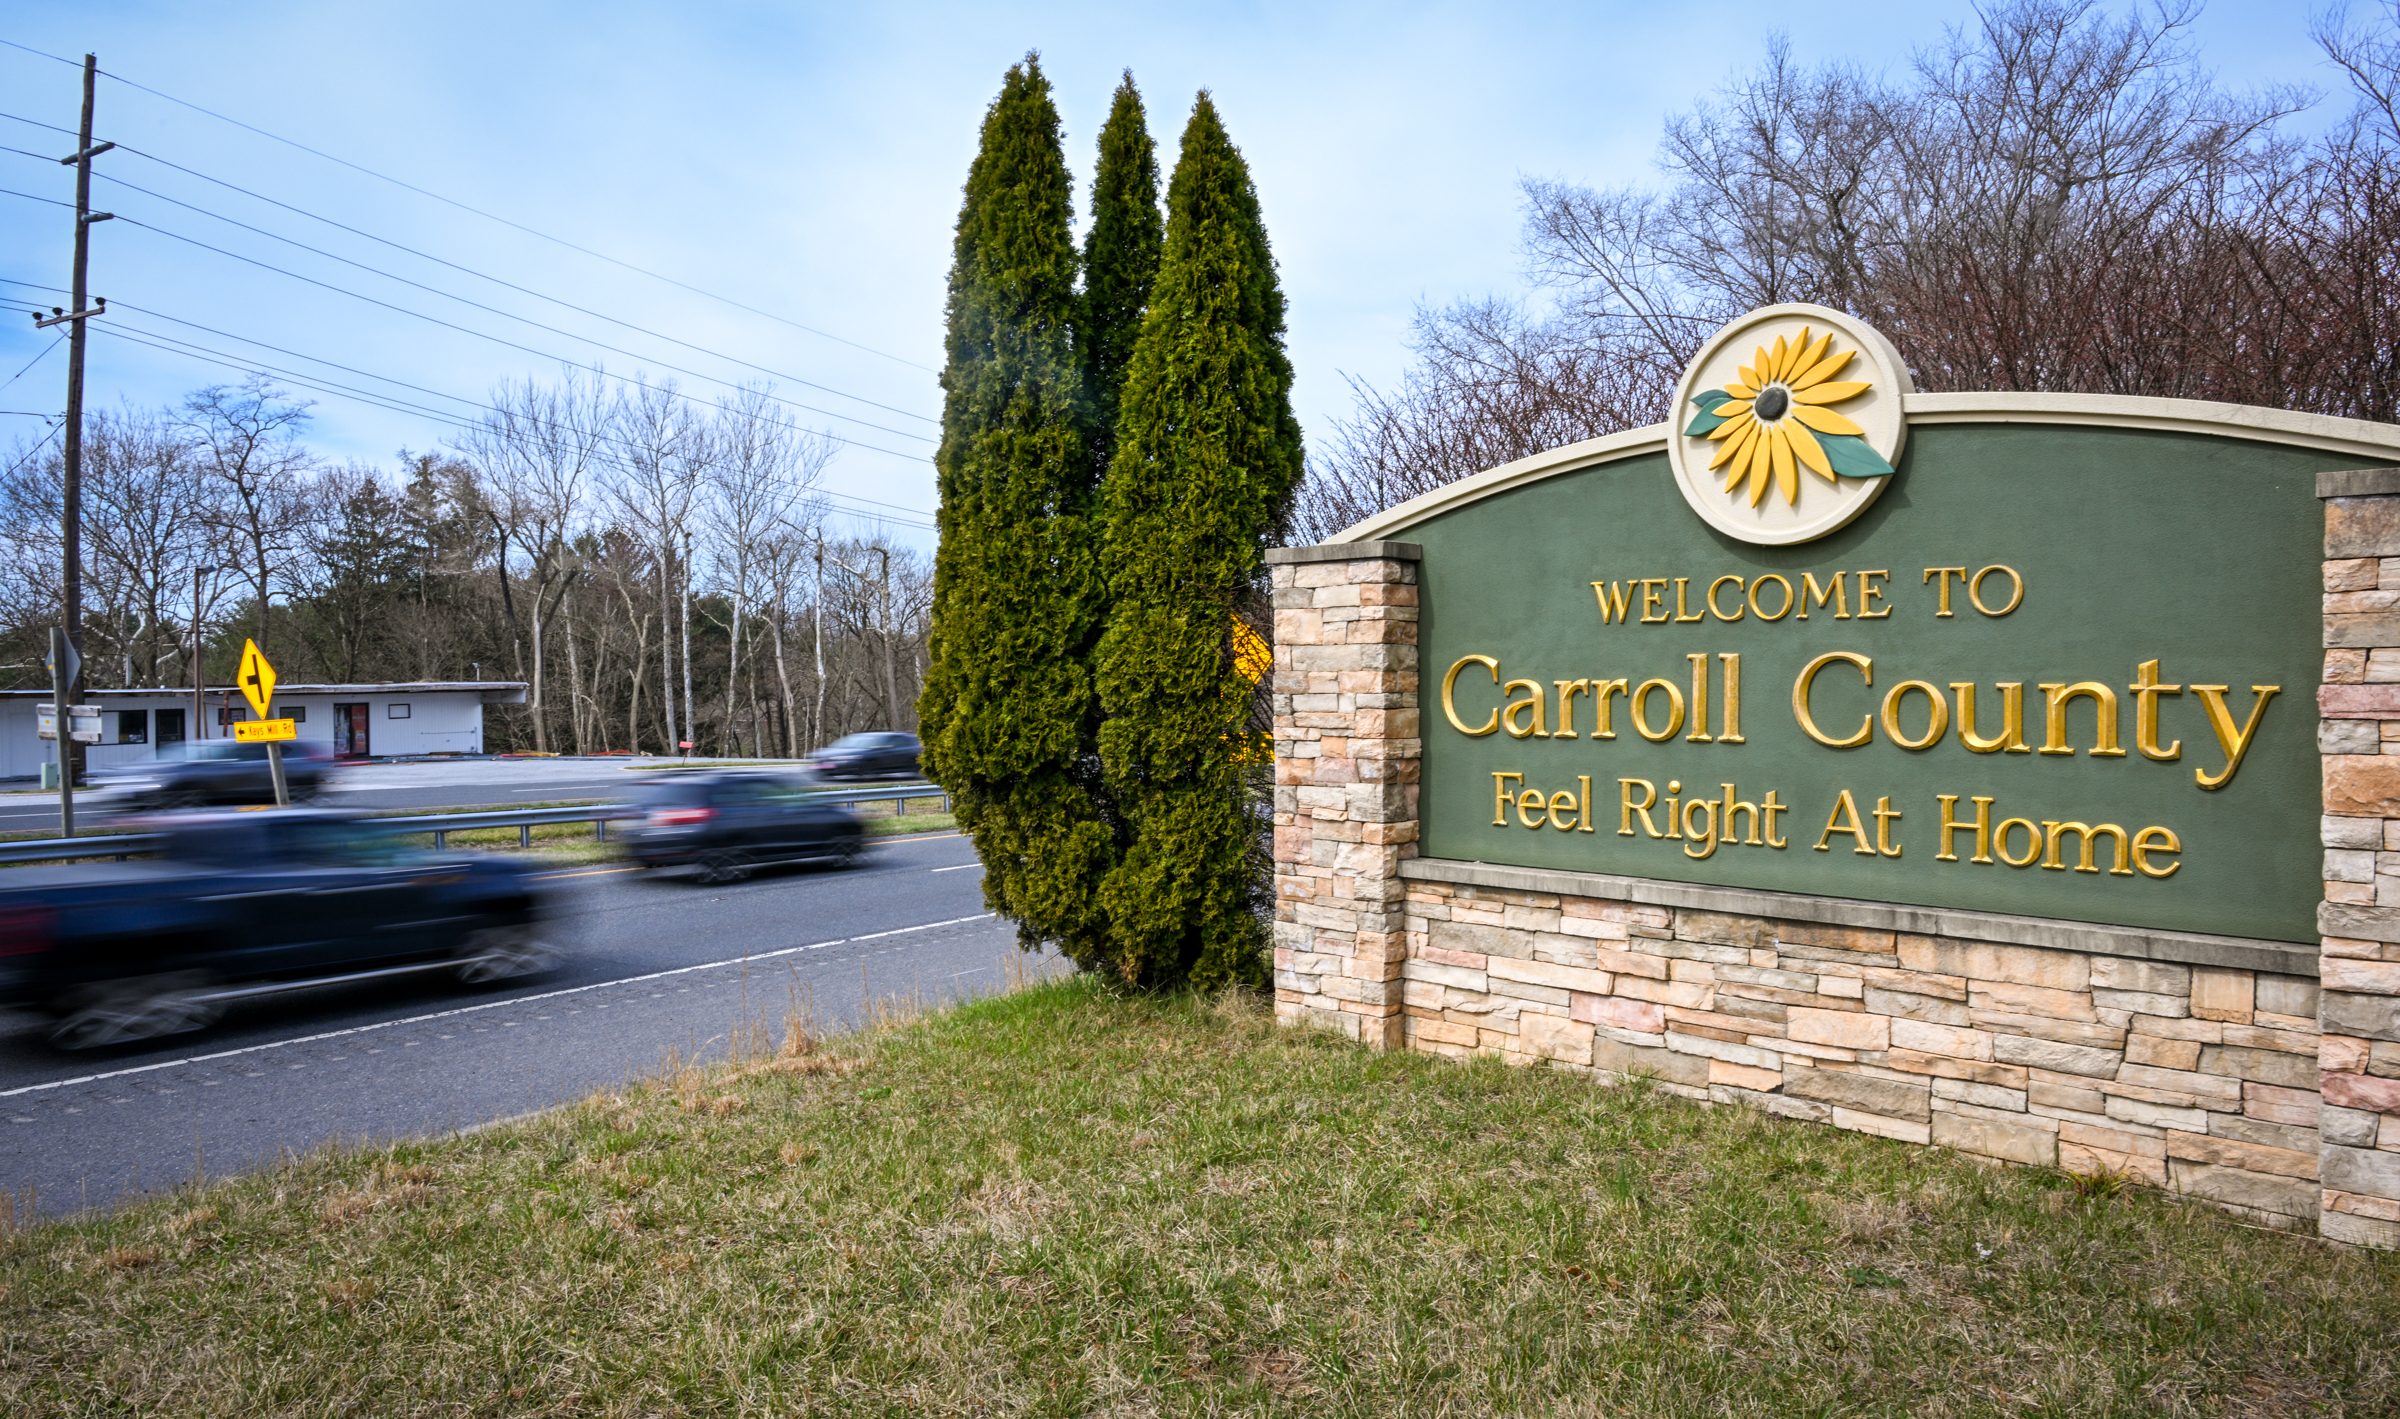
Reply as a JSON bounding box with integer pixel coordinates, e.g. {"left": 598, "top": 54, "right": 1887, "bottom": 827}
{"left": 1715, "top": 399, "right": 1754, "bottom": 417}
{"left": 1709, "top": 419, "right": 1756, "bottom": 471}
{"left": 1789, "top": 404, "right": 1865, "bottom": 438}
{"left": 1738, "top": 364, "right": 1760, "bottom": 391}
{"left": 1789, "top": 332, "right": 1833, "bottom": 383}
{"left": 1766, "top": 335, "right": 1789, "bottom": 383}
{"left": 1721, "top": 382, "right": 1757, "bottom": 400}
{"left": 1791, "top": 381, "right": 1871, "bottom": 405}
{"left": 1706, "top": 408, "right": 1754, "bottom": 442}
{"left": 1746, "top": 433, "right": 1774, "bottom": 506}
{"left": 1789, "top": 347, "right": 1855, "bottom": 390}
{"left": 1771, "top": 426, "right": 1798, "bottom": 504}
{"left": 1784, "top": 417, "right": 1835, "bottom": 482}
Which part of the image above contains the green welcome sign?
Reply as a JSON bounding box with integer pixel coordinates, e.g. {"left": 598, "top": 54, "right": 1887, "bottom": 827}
{"left": 1342, "top": 304, "right": 2400, "bottom": 946}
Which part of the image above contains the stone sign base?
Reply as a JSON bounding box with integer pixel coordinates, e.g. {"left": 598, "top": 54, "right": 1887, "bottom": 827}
{"left": 1269, "top": 493, "right": 2400, "bottom": 1246}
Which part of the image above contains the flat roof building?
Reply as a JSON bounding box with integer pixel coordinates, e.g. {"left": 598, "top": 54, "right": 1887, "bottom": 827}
{"left": 0, "top": 682, "right": 530, "bottom": 780}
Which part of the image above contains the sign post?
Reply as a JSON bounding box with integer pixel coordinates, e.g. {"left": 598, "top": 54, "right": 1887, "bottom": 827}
{"left": 237, "top": 639, "right": 289, "bottom": 808}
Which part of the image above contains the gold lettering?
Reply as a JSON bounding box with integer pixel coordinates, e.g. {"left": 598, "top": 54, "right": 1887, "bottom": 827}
{"left": 1793, "top": 652, "right": 1874, "bottom": 748}
{"left": 2043, "top": 820, "right": 2132, "bottom": 875}
{"left": 1719, "top": 652, "right": 1744, "bottom": 743}
{"left": 1618, "top": 778, "right": 1660, "bottom": 836}
{"left": 1872, "top": 795, "right": 1903, "bottom": 857}
{"left": 2189, "top": 685, "right": 2279, "bottom": 790}
{"left": 2039, "top": 682, "right": 2125, "bottom": 757}
{"left": 1748, "top": 573, "right": 1794, "bottom": 621}
{"left": 1640, "top": 579, "right": 1670, "bottom": 623}
{"left": 1856, "top": 569, "right": 1892, "bottom": 618}
{"left": 1663, "top": 779, "right": 1683, "bottom": 840}
{"left": 2132, "top": 825, "right": 2182, "bottom": 878}
{"left": 1552, "top": 679, "right": 1590, "bottom": 738}
{"left": 1592, "top": 581, "right": 1635, "bottom": 625}
{"left": 1936, "top": 794, "right": 1995, "bottom": 864}
{"left": 1706, "top": 575, "right": 1746, "bottom": 622}
{"left": 1953, "top": 682, "right": 2028, "bottom": 754}
{"left": 1797, "top": 571, "right": 1847, "bottom": 620}
{"left": 1924, "top": 566, "right": 1968, "bottom": 617}
{"left": 1994, "top": 817, "right": 2042, "bottom": 867}
{"left": 1673, "top": 577, "right": 1706, "bottom": 623}
{"left": 2129, "top": 659, "right": 2182, "bottom": 762}
{"left": 1492, "top": 772, "right": 1523, "bottom": 827}
{"left": 1548, "top": 790, "right": 1579, "bottom": 831}
{"left": 1815, "top": 790, "right": 1875, "bottom": 854}
{"left": 1630, "top": 679, "right": 1685, "bottom": 742}
{"left": 1722, "top": 783, "right": 1761, "bottom": 845}
{"left": 1682, "top": 798, "right": 1720, "bottom": 859}
{"left": 1687, "top": 653, "right": 1713, "bottom": 743}
{"left": 1969, "top": 565, "right": 2024, "bottom": 617}
{"left": 1762, "top": 790, "right": 1789, "bottom": 848}
{"left": 1501, "top": 679, "right": 1547, "bottom": 738}
{"left": 1442, "top": 655, "right": 1501, "bottom": 736}
{"left": 1578, "top": 775, "right": 1593, "bottom": 833}
{"left": 1518, "top": 789, "right": 1547, "bottom": 829}
{"left": 1880, "top": 680, "right": 1950, "bottom": 751}
{"left": 1589, "top": 678, "right": 1628, "bottom": 739}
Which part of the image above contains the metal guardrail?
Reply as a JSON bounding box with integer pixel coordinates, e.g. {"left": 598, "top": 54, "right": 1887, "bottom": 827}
{"left": 0, "top": 781, "right": 952, "bottom": 863}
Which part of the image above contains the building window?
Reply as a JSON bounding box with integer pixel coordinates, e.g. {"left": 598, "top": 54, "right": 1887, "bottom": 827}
{"left": 278, "top": 705, "right": 306, "bottom": 723}
{"left": 116, "top": 709, "right": 148, "bottom": 744}
{"left": 387, "top": 703, "right": 411, "bottom": 719}
{"left": 218, "top": 707, "right": 248, "bottom": 728}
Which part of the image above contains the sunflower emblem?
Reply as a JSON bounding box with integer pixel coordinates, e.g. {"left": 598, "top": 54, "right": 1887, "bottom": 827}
{"left": 1682, "top": 327, "right": 1895, "bottom": 508}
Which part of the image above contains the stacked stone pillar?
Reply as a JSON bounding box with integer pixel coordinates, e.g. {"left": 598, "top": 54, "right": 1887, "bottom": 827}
{"left": 2317, "top": 467, "right": 2400, "bottom": 1249}
{"left": 1266, "top": 542, "right": 1421, "bottom": 1047}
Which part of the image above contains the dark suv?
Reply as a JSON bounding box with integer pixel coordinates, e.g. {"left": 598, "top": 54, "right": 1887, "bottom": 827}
{"left": 805, "top": 732, "right": 921, "bottom": 781}
{"left": 617, "top": 772, "right": 867, "bottom": 884}
{"left": 88, "top": 741, "right": 336, "bottom": 813}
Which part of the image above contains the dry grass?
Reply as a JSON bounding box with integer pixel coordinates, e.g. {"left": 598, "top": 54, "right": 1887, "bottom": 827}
{"left": 0, "top": 978, "right": 2395, "bottom": 1416}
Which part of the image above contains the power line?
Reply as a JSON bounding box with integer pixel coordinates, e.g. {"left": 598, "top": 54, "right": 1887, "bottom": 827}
{"left": 0, "top": 189, "right": 938, "bottom": 467}
{"left": 1, "top": 292, "right": 939, "bottom": 531}
{"left": 0, "top": 182, "right": 937, "bottom": 448}
{"left": 2, "top": 332, "right": 60, "bottom": 388}
{"left": 0, "top": 38, "right": 939, "bottom": 374}
{"left": 90, "top": 322, "right": 934, "bottom": 533}
{"left": 0, "top": 137, "right": 937, "bottom": 428}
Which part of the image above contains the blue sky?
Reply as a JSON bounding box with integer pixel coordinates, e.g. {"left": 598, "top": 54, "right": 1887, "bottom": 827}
{"left": 0, "top": 2, "right": 2345, "bottom": 548}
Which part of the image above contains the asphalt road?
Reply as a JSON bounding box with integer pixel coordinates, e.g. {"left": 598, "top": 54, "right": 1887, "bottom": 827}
{"left": 0, "top": 829, "right": 1041, "bottom": 1217}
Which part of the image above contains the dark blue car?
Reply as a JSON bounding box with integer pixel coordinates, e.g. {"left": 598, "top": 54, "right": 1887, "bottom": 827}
{"left": 0, "top": 810, "right": 555, "bottom": 1048}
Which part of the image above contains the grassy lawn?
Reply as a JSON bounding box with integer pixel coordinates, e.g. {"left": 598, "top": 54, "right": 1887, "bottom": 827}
{"left": 3, "top": 982, "right": 2396, "bottom": 1415}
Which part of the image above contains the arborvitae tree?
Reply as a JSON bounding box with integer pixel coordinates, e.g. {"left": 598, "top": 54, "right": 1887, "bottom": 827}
{"left": 1095, "top": 93, "right": 1303, "bottom": 990}
{"left": 1080, "top": 72, "right": 1163, "bottom": 475}
{"left": 919, "top": 56, "right": 1120, "bottom": 966}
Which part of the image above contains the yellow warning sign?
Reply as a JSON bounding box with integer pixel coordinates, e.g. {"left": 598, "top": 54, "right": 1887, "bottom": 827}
{"left": 234, "top": 718, "right": 297, "bottom": 743}
{"left": 237, "top": 639, "right": 277, "bottom": 720}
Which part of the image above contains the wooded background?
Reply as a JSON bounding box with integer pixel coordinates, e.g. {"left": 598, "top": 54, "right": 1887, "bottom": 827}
{"left": 0, "top": 370, "right": 927, "bottom": 757}
{"left": 1299, "top": 0, "right": 2400, "bottom": 540}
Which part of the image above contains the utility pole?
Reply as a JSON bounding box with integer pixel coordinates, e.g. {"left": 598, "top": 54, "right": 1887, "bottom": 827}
{"left": 871, "top": 544, "right": 899, "bottom": 729}
{"left": 33, "top": 53, "right": 114, "bottom": 808}
{"left": 680, "top": 530, "right": 695, "bottom": 756}
{"left": 811, "top": 540, "right": 825, "bottom": 753}
{"left": 192, "top": 565, "right": 229, "bottom": 743}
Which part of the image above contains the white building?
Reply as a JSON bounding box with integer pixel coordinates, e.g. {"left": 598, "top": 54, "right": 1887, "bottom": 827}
{"left": 0, "top": 681, "right": 530, "bottom": 780}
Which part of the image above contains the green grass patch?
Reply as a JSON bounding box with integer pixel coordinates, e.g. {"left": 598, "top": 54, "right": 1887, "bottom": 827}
{"left": 2, "top": 981, "right": 2395, "bottom": 1414}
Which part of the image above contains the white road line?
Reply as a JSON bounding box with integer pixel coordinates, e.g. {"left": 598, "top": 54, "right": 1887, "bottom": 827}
{"left": 0, "top": 912, "right": 997, "bottom": 1099}
{"left": 930, "top": 863, "right": 981, "bottom": 873}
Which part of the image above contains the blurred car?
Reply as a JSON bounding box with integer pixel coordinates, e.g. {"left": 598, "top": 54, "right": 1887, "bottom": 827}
{"left": 87, "top": 740, "right": 337, "bottom": 813}
{"left": 617, "top": 771, "right": 867, "bottom": 884}
{"left": 0, "top": 809, "right": 556, "bottom": 1049}
{"left": 805, "top": 731, "right": 921, "bottom": 781}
